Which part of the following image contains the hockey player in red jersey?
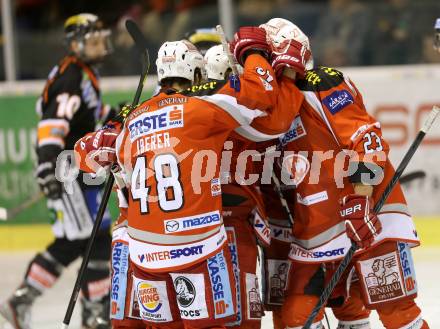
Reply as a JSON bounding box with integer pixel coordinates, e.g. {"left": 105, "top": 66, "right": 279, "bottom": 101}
{"left": 203, "top": 41, "right": 305, "bottom": 329}
{"left": 259, "top": 18, "right": 429, "bottom": 329}
{"left": 75, "top": 26, "right": 290, "bottom": 328}
{"left": 0, "top": 13, "right": 113, "bottom": 329}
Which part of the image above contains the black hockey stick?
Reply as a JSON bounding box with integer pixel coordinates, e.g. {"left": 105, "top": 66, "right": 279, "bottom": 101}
{"left": 399, "top": 170, "right": 427, "bottom": 185}
{"left": 302, "top": 106, "right": 440, "bottom": 329}
{"left": 278, "top": 170, "right": 427, "bottom": 192}
{"left": 60, "top": 20, "right": 149, "bottom": 329}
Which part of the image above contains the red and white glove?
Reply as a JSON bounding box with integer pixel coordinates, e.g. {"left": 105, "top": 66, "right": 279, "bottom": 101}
{"left": 271, "top": 40, "right": 312, "bottom": 78}
{"left": 340, "top": 195, "right": 382, "bottom": 249}
{"left": 74, "top": 127, "right": 119, "bottom": 173}
{"left": 229, "top": 26, "right": 271, "bottom": 66}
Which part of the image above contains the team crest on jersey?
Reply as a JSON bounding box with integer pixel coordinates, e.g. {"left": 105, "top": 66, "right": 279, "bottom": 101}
{"left": 322, "top": 89, "right": 354, "bottom": 115}
{"left": 128, "top": 104, "right": 184, "bottom": 141}
{"left": 280, "top": 116, "right": 306, "bottom": 145}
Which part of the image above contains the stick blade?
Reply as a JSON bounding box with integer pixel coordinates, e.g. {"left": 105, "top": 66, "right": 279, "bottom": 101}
{"left": 125, "top": 19, "right": 150, "bottom": 73}
{"left": 125, "top": 20, "right": 148, "bottom": 50}
{"left": 399, "top": 170, "right": 427, "bottom": 185}
{"left": 0, "top": 207, "right": 8, "bottom": 220}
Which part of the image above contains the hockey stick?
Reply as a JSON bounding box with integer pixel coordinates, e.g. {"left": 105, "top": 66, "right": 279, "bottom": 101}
{"left": 60, "top": 19, "right": 150, "bottom": 329}
{"left": 278, "top": 170, "right": 427, "bottom": 192}
{"left": 399, "top": 170, "right": 426, "bottom": 185}
{"left": 216, "top": 25, "right": 239, "bottom": 76}
{"left": 0, "top": 192, "right": 44, "bottom": 221}
{"left": 302, "top": 106, "right": 440, "bottom": 329}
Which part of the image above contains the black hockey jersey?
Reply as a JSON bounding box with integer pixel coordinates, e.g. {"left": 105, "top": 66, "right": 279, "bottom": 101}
{"left": 36, "top": 55, "right": 108, "bottom": 163}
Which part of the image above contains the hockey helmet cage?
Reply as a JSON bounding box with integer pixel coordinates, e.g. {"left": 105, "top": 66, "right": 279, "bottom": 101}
{"left": 64, "top": 13, "right": 112, "bottom": 56}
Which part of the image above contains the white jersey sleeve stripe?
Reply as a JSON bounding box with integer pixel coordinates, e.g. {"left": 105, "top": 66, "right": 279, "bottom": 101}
{"left": 196, "top": 94, "right": 265, "bottom": 126}
{"left": 302, "top": 91, "right": 340, "bottom": 146}
{"left": 38, "top": 118, "right": 70, "bottom": 134}
{"left": 234, "top": 125, "right": 284, "bottom": 142}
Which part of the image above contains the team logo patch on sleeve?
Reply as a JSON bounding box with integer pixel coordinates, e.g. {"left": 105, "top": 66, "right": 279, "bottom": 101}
{"left": 322, "top": 89, "right": 354, "bottom": 115}
{"left": 207, "top": 250, "right": 235, "bottom": 319}
{"left": 171, "top": 273, "right": 209, "bottom": 319}
{"left": 134, "top": 278, "right": 173, "bottom": 322}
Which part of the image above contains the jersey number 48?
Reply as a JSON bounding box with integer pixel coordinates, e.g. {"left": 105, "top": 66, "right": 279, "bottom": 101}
{"left": 131, "top": 154, "right": 184, "bottom": 213}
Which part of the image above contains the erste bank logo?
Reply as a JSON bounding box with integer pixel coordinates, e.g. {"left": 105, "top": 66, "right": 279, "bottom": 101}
{"left": 128, "top": 104, "right": 183, "bottom": 141}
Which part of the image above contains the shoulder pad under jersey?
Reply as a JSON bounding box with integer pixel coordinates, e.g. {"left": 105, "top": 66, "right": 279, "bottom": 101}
{"left": 181, "top": 80, "right": 227, "bottom": 97}
{"left": 296, "top": 66, "right": 345, "bottom": 92}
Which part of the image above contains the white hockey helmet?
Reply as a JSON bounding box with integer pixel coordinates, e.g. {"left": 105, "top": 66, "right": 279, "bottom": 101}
{"left": 260, "top": 18, "right": 314, "bottom": 71}
{"left": 156, "top": 40, "right": 204, "bottom": 83}
{"left": 204, "top": 45, "right": 232, "bottom": 80}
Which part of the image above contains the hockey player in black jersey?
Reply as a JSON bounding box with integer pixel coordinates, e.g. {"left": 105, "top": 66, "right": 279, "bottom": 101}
{"left": 0, "top": 13, "right": 113, "bottom": 329}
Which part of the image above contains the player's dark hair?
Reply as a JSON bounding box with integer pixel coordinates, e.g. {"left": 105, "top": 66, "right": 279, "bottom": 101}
{"left": 159, "top": 67, "right": 202, "bottom": 90}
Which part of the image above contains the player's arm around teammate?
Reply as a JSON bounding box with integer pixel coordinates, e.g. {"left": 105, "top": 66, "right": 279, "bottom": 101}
{"left": 258, "top": 17, "right": 429, "bottom": 329}
{"left": 74, "top": 27, "right": 284, "bottom": 329}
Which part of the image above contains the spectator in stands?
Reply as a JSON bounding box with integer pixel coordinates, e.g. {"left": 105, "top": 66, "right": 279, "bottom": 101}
{"left": 312, "top": 0, "right": 371, "bottom": 66}
{"left": 369, "top": 0, "right": 419, "bottom": 65}
{"left": 422, "top": 33, "right": 440, "bottom": 63}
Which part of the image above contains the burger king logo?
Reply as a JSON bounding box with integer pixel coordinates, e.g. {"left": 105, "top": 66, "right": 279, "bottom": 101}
{"left": 137, "top": 282, "right": 162, "bottom": 313}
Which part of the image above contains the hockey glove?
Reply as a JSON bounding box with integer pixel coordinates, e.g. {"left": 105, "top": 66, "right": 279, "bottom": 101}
{"left": 271, "top": 40, "right": 312, "bottom": 78}
{"left": 230, "top": 26, "right": 271, "bottom": 66}
{"left": 75, "top": 127, "right": 119, "bottom": 173}
{"left": 340, "top": 194, "right": 382, "bottom": 249}
{"left": 36, "top": 161, "right": 63, "bottom": 200}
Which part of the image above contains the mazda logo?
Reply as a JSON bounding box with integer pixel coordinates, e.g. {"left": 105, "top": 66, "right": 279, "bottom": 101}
{"left": 165, "top": 220, "right": 179, "bottom": 232}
